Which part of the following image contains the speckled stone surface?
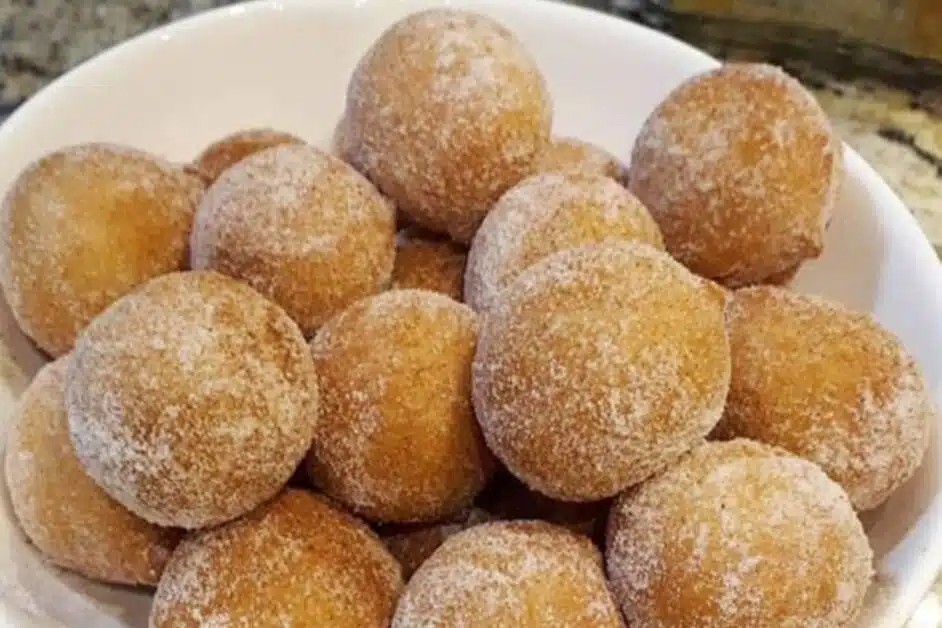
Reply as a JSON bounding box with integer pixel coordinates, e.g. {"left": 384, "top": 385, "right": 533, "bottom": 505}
{"left": 817, "top": 83, "right": 942, "bottom": 251}
{"left": 0, "top": 0, "right": 236, "bottom": 104}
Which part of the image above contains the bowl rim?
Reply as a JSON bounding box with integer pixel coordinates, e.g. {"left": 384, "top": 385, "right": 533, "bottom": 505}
{"left": 0, "top": 1, "right": 941, "bottom": 627}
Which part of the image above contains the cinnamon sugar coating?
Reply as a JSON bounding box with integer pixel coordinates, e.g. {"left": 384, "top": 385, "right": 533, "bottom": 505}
{"left": 393, "top": 521, "right": 623, "bottom": 627}
{"left": 151, "top": 490, "right": 402, "bottom": 627}
{"left": 606, "top": 440, "right": 873, "bottom": 627}
{"left": 473, "top": 242, "right": 730, "bottom": 501}
{"left": 66, "top": 271, "right": 318, "bottom": 529}
{"left": 628, "top": 63, "right": 843, "bottom": 287}
{"left": 534, "top": 137, "right": 627, "bottom": 182}
{"left": 191, "top": 128, "right": 305, "bottom": 184}
{"left": 465, "top": 171, "right": 663, "bottom": 312}
{"left": 5, "top": 358, "right": 180, "bottom": 585}
{"left": 0, "top": 143, "right": 198, "bottom": 356}
{"left": 717, "top": 286, "right": 933, "bottom": 511}
{"left": 391, "top": 228, "right": 467, "bottom": 301}
{"left": 191, "top": 143, "right": 396, "bottom": 336}
{"left": 340, "top": 8, "right": 552, "bottom": 243}
{"left": 308, "top": 289, "right": 493, "bottom": 522}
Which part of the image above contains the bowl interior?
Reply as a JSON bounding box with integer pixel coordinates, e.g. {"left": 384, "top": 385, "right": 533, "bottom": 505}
{"left": 0, "top": 1, "right": 940, "bottom": 626}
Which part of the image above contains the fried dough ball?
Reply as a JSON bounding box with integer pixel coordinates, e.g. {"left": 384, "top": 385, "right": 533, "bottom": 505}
{"left": 307, "top": 289, "right": 493, "bottom": 522}
{"left": 465, "top": 171, "right": 664, "bottom": 312}
{"left": 380, "top": 508, "right": 491, "bottom": 579}
{"left": 534, "top": 136, "right": 627, "bottom": 182}
{"left": 4, "top": 358, "right": 180, "bottom": 585}
{"left": 150, "top": 490, "right": 403, "bottom": 627}
{"left": 606, "top": 439, "right": 873, "bottom": 627}
{"left": 717, "top": 286, "right": 933, "bottom": 511}
{"left": 341, "top": 8, "right": 552, "bottom": 243}
{"left": 628, "top": 63, "right": 843, "bottom": 287}
{"left": 392, "top": 521, "right": 623, "bottom": 627}
{"left": 191, "top": 128, "right": 305, "bottom": 184}
{"left": 473, "top": 242, "right": 730, "bottom": 501}
{"left": 66, "top": 271, "right": 318, "bottom": 529}
{"left": 391, "top": 228, "right": 467, "bottom": 301}
{"left": 0, "top": 143, "right": 198, "bottom": 356}
{"left": 191, "top": 143, "right": 395, "bottom": 336}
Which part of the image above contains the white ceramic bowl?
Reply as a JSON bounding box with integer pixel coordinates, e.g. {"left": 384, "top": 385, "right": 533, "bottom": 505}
{"left": 0, "top": 0, "right": 939, "bottom": 626}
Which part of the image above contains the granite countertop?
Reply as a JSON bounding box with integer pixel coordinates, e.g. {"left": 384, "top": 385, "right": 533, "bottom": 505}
{"left": 1, "top": 0, "right": 942, "bottom": 623}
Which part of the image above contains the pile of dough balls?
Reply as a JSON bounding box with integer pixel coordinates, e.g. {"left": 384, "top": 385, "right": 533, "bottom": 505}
{"left": 0, "top": 7, "right": 932, "bottom": 627}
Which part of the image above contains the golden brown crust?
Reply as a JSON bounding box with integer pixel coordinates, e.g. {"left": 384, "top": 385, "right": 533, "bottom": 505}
{"left": 0, "top": 143, "right": 197, "bottom": 356}
{"left": 4, "top": 358, "right": 180, "bottom": 585}
{"left": 465, "top": 171, "right": 664, "bottom": 312}
{"left": 392, "top": 520, "right": 624, "bottom": 627}
{"left": 473, "top": 242, "right": 730, "bottom": 501}
{"left": 150, "top": 490, "right": 403, "bottom": 627}
{"left": 341, "top": 9, "right": 552, "bottom": 243}
{"left": 190, "top": 143, "right": 396, "bottom": 335}
{"left": 391, "top": 228, "right": 467, "bottom": 301}
{"left": 606, "top": 440, "right": 873, "bottom": 627}
{"left": 66, "top": 270, "right": 318, "bottom": 529}
{"left": 192, "top": 128, "right": 305, "bottom": 184}
{"left": 534, "top": 137, "right": 627, "bottom": 183}
{"left": 628, "top": 63, "right": 843, "bottom": 287}
{"left": 308, "top": 289, "right": 493, "bottom": 522}
{"left": 718, "top": 286, "right": 933, "bottom": 511}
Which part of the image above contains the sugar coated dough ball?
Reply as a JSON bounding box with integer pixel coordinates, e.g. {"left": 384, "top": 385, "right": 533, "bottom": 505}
{"left": 473, "top": 242, "right": 730, "bottom": 501}
{"left": 534, "top": 137, "right": 627, "bottom": 182}
{"left": 628, "top": 63, "right": 843, "bottom": 287}
{"left": 718, "top": 286, "right": 933, "bottom": 511}
{"left": 191, "top": 128, "right": 305, "bottom": 184}
{"left": 606, "top": 439, "right": 873, "bottom": 627}
{"left": 342, "top": 8, "right": 552, "bottom": 242}
{"left": 465, "top": 171, "right": 664, "bottom": 312}
{"left": 66, "top": 270, "right": 318, "bottom": 529}
{"left": 4, "top": 358, "right": 180, "bottom": 585}
{"left": 391, "top": 228, "right": 467, "bottom": 301}
{"left": 191, "top": 143, "right": 396, "bottom": 336}
{"left": 151, "top": 490, "right": 403, "bottom": 627}
{"left": 392, "top": 520, "right": 623, "bottom": 627}
{"left": 308, "top": 289, "right": 493, "bottom": 522}
{"left": 0, "top": 143, "right": 198, "bottom": 356}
